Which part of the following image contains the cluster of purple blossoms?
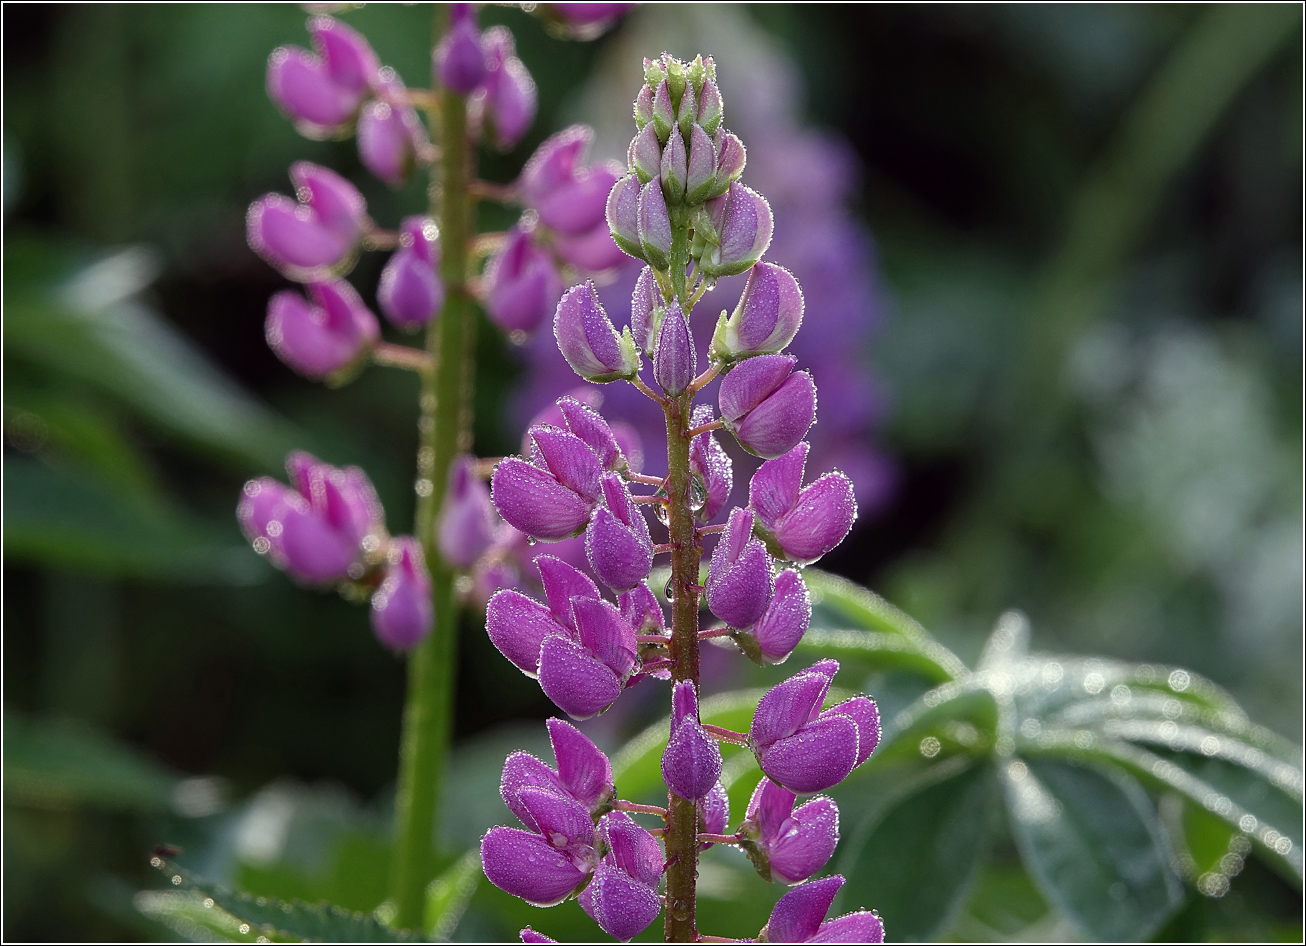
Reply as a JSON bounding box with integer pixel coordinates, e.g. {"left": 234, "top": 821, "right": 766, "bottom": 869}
{"left": 239, "top": 7, "right": 632, "bottom": 655}
{"left": 475, "top": 54, "right": 883, "bottom": 942}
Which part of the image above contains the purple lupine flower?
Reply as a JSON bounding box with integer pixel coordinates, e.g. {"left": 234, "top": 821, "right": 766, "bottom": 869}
{"left": 637, "top": 178, "right": 672, "bottom": 269}
{"left": 556, "top": 395, "right": 625, "bottom": 472}
{"left": 377, "top": 215, "right": 443, "bottom": 330}
{"left": 491, "top": 424, "right": 603, "bottom": 541}
{"left": 712, "top": 261, "right": 804, "bottom": 361}
{"left": 481, "top": 783, "right": 599, "bottom": 907}
{"left": 651, "top": 79, "right": 674, "bottom": 143}
{"left": 689, "top": 405, "right": 733, "bottom": 523}
{"left": 653, "top": 300, "right": 695, "bottom": 397}
{"left": 238, "top": 451, "right": 383, "bottom": 584}
{"left": 476, "top": 27, "right": 537, "bottom": 150}
{"left": 660, "top": 126, "right": 688, "bottom": 204}
{"left": 685, "top": 123, "right": 717, "bottom": 203}
{"left": 537, "top": 3, "right": 634, "bottom": 41}
{"left": 699, "top": 780, "right": 730, "bottom": 850}
{"left": 370, "top": 537, "right": 432, "bottom": 651}
{"left": 537, "top": 162, "right": 621, "bottom": 237}
{"left": 747, "top": 568, "right": 811, "bottom": 664}
{"left": 719, "top": 354, "right": 816, "bottom": 460}
{"left": 700, "top": 181, "right": 771, "bottom": 277}
{"left": 629, "top": 266, "right": 663, "bottom": 355}
{"left": 761, "top": 875, "right": 884, "bottom": 943}
{"left": 585, "top": 473, "right": 653, "bottom": 592}
{"left": 618, "top": 580, "right": 665, "bottom": 636}
{"left": 697, "top": 78, "right": 723, "bottom": 136}
{"left": 631, "top": 121, "right": 662, "bottom": 184}
{"left": 519, "top": 929, "right": 556, "bottom": 944}
{"left": 520, "top": 125, "right": 591, "bottom": 205}
{"left": 711, "top": 131, "right": 747, "bottom": 196}
{"left": 539, "top": 595, "right": 639, "bottom": 718}
{"left": 436, "top": 454, "right": 497, "bottom": 568}
{"left": 578, "top": 811, "right": 663, "bottom": 939}
{"left": 706, "top": 507, "right": 773, "bottom": 629}
{"left": 674, "top": 82, "right": 697, "bottom": 140}
{"left": 749, "top": 659, "right": 879, "bottom": 795}
{"left": 484, "top": 226, "right": 563, "bottom": 335}
{"left": 741, "top": 777, "right": 839, "bottom": 884}
{"left": 606, "top": 173, "right": 643, "bottom": 260}
{"left": 554, "top": 282, "right": 640, "bottom": 383}
{"left": 266, "top": 16, "right": 378, "bottom": 136}
{"left": 247, "top": 162, "right": 367, "bottom": 278}
{"left": 434, "top": 3, "right": 487, "bottom": 94}
{"left": 749, "top": 443, "right": 858, "bottom": 564}
{"left": 357, "top": 95, "right": 420, "bottom": 187}
{"left": 501, "top": 716, "right": 616, "bottom": 818}
{"left": 553, "top": 223, "right": 628, "bottom": 273}
{"left": 265, "top": 278, "right": 379, "bottom": 379}
{"left": 662, "top": 681, "right": 723, "bottom": 803}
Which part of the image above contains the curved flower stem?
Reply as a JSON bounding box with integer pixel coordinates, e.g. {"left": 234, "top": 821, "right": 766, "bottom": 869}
{"left": 617, "top": 801, "right": 669, "bottom": 818}
{"left": 697, "top": 524, "right": 726, "bottom": 537}
{"left": 468, "top": 230, "right": 508, "bottom": 263}
{"left": 697, "top": 626, "right": 732, "bottom": 640}
{"left": 636, "top": 634, "right": 671, "bottom": 644}
{"left": 686, "top": 361, "right": 721, "bottom": 395}
{"left": 372, "top": 342, "right": 435, "bottom": 373}
{"left": 632, "top": 375, "right": 669, "bottom": 405}
{"left": 702, "top": 723, "right": 747, "bottom": 747}
{"left": 697, "top": 833, "right": 741, "bottom": 846}
{"left": 468, "top": 179, "right": 518, "bottom": 203}
{"left": 634, "top": 495, "right": 665, "bottom": 506}
{"left": 391, "top": 10, "right": 476, "bottom": 929}
{"left": 684, "top": 419, "right": 722, "bottom": 439}
{"left": 652, "top": 542, "right": 675, "bottom": 556}
{"left": 626, "top": 472, "right": 668, "bottom": 486}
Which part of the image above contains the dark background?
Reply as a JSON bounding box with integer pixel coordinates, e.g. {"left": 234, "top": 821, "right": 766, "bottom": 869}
{"left": 4, "top": 4, "right": 1301, "bottom": 940}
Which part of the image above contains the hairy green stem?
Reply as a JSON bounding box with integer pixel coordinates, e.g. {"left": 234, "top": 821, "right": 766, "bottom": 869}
{"left": 391, "top": 21, "right": 475, "bottom": 929}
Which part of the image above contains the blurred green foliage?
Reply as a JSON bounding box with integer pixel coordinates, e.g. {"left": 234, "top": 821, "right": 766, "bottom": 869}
{"left": 3, "top": 3, "right": 1301, "bottom": 942}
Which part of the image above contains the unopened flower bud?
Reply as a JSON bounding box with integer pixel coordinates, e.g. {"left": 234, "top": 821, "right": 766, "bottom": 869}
{"left": 492, "top": 455, "right": 595, "bottom": 541}
{"left": 554, "top": 281, "right": 640, "bottom": 382}
{"left": 437, "top": 455, "right": 497, "bottom": 568}
{"left": 484, "top": 227, "right": 562, "bottom": 334}
{"left": 629, "top": 266, "right": 664, "bottom": 356}
{"left": 637, "top": 179, "right": 672, "bottom": 270}
{"left": 633, "top": 83, "right": 653, "bottom": 129}
{"left": 618, "top": 580, "right": 664, "bottom": 636}
{"left": 711, "top": 262, "right": 803, "bottom": 363}
{"left": 585, "top": 473, "right": 653, "bottom": 592}
{"left": 688, "top": 405, "right": 733, "bottom": 522}
{"left": 662, "top": 681, "right": 722, "bottom": 802}
{"left": 660, "top": 126, "right": 688, "bottom": 204}
{"left": 557, "top": 395, "right": 623, "bottom": 471}
{"left": 741, "top": 778, "right": 839, "bottom": 885}
{"left": 520, "top": 125, "right": 590, "bottom": 203}
{"left": 700, "top": 182, "right": 771, "bottom": 278}
{"left": 265, "top": 278, "right": 379, "bottom": 379}
{"left": 480, "top": 825, "right": 591, "bottom": 908}
{"left": 357, "top": 94, "right": 420, "bottom": 187}
{"left": 719, "top": 354, "right": 816, "bottom": 459}
{"left": 538, "top": 597, "right": 636, "bottom": 719}
{"left": 537, "top": 3, "right": 634, "bottom": 41}
{"left": 665, "top": 57, "right": 687, "bottom": 111}
{"left": 697, "top": 79, "right": 723, "bottom": 136}
{"left": 762, "top": 873, "right": 884, "bottom": 943}
{"left": 653, "top": 300, "right": 695, "bottom": 396}
{"left": 749, "top": 568, "right": 812, "bottom": 663}
{"left": 371, "top": 537, "right": 432, "bottom": 652}
{"left": 247, "top": 162, "right": 366, "bottom": 278}
{"left": 651, "top": 79, "right": 674, "bottom": 143}
{"left": 553, "top": 223, "right": 627, "bottom": 273}
{"left": 675, "top": 82, "right": 697, "bottom": 140}
{"left": 435, "top": 3, "right": 487, "bottom": 94}
{"left": 520, "top": 928, "right": 556, "bottom": 944}
{"left": 685, "top": 123, "right": 717, "bottom": 204}
{"left": 749, "top": 443, "right": 858, "bottom": 564}
{"left": 479, "top": 27, "right": 537, "bottom": 150}
{"left": 310, "top": 15, "right": 379, "bottom": 98}
{"left": 578, "top": 863, "right": 662, "bottom": 941}
{"left": 378, "top": 216, "right": 442, "bottom": 329}
{"left": 266, "top": 47, "right": 358, "bottom": 136}
{"left": 538, "top": 163, "right": 621, "bottom": 236}
{"left": 706, "top": 507, "right": 774, "bottom": 629}
{"left": 700, "top": 781, "right": 730, "bottom": 849}
{"left": 710, "top": 131, "right": 747, "bottom": 197}
{"left": 531, "top": 426, "right": 603, "bottom": 504}
{"left": 606, "top": 173, "right": 644, "bottom": 260}
{"left": 631, "top": 122, "right": 661, "bottom": 185}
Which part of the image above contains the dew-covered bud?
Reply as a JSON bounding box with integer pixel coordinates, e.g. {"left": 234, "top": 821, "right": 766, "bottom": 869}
{"left": 585, "top": 473, "right": 653, "bottom": 592}
{"left": 484, "top": 227, "right": 562, "bottom": 335}
{"left": 480, "top": 825, "right": 592, "bottom": 908}
{"left": 370, "top": 537, "right": 432, "bottom": 652}
{"left": 606, "top": 173, "right": 644, "bottom": 260}
{"left": 712, "top": 262, "right": 804, "bottom": 360}
{"left": 478, "top": 27, "right": 537, "bottom": 150}
{"left": 762, "top": 874, "right": 885, "bottom": 943}
{"left": 675, "top": 82, "right": 697, "bottom": 141}
{"left": 491, "top": 454, "right": 596, "bottom": 541}
{"left": 653, "top": 300, "right": 695, "bottom": 397}
{"left": 437, "top": 455, "right": 497, "bottom": 569}
{"left": 741, "top": 779, "right": 839, "bottom": 885}
{"left": 554, "top": 281, "right": 640, "bottom": 382}
{"left": 749, "top": 443, "right": 858, "bottom": 564}
{"left": 579, "top": 864, "right": 662, "bottom": 941}
{"left": 435, "top": 3, "right": 487, "bottom": 94}
{"left": 538, "top": 597, "right": 637, "bottom": 718}
{"left": 747, "top": 568, "right": 812, "bottom": 664}
{"left": 688, "top": 405, "right": 733, "bottom": 523}
{"left": 651, "top": 78, "right": 674, "bottom": 143}
{"left": 710, "top": 131, "right": 746, "bottom": 197}
{"left": 633, "top": 83, "right": 653, "bottom": 129}
{"left": 685, "top": 123, "right": 717, "bottom": 204}
{"left": 706, "top": 507, "right": 774, "bottom": 629}
{"left": 629, "top": 265, "right": 663, "bottom": 356}
{"left": 699, "top": 781, "right": 730, "bottom": 849}
{"left": 619, "top": 580, "right": 665, "bottom": 637}
{"left": 719, "top": 355, "right": 816, "bottom": 459}
{"left": 662, "top": 681, "right": 722, "bottom": 802}
{"left": 660, "top": 126, "right": 688, "bottom": 204}
{"left": 631, "top": 122, "right": 662, "bottom": 184}
{"left": 519, "top": 928, "right": 556, "bottom": 944}
{"left": 700, "top": 182, "right": 772, "bottom": 278}
{"left": 637, "top": 179, "right": 672, "bottom": 270}
{"left": 697, "top": 78, "right": 723, "bottom": 136}
{"left": 557, "top": 395, "right": 623, "bottom": 471}
{"left": 265, "top": 278, "right": 379, "bottom": 379}
{"left": 378, "top": 216, "right": 442, "bottom": 329}
{"left": 247, "top": 162, "right": 366, "bottom": 278}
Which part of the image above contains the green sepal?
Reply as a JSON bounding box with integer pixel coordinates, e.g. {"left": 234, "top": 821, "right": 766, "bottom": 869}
{"left": 731, "top": 630, "right": 766, "bottom": 667}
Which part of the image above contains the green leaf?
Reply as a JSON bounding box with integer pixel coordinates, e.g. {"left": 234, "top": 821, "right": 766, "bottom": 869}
{"left": 802, "top": 569, "right": 967, "bottom": 682}
{"left": 134, "top": 888, "right": 265, "bottom": 943}
{"left": 4, "top": 712, "right": 179, "bottom": 812}
{"left": 424, "top": 848, "right": 480, "bottom": 940}
{"left": 1005, "top": 756, "right": 1183, "bottom": 940}
{"left": 839, "top": 761, "right": 999, "bottom": 940}
{"left": 148, "top": 858, "right": 423, "bottom": 942}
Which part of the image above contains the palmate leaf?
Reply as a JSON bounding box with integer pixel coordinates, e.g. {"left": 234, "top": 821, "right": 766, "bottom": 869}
{"left": 146, "top": 857, "right": 422, "bottom": 943}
